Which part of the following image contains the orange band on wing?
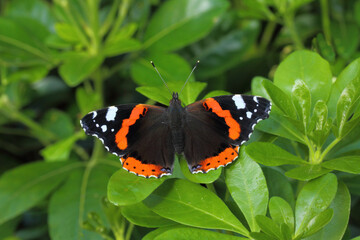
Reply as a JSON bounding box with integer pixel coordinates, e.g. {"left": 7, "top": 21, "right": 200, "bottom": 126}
{"left": 203, "top": 98, "right": 241, "bottom": 140}
{"left": 115, "top": 105, "right": 148, "bottom": 150}
{"left": 194, "top": 146, "right": 239, "bottom": 173}
{"left": 122, "top": 157, "right": 170, "bottom": 178}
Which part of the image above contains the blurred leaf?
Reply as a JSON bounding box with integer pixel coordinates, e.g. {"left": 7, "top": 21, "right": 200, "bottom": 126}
{"left": 144, "top": 178, "right": 249, "bottom": 235}
{"left": 143, "top": 0, "right": 229, "bottom": 52}
{"left": 122, "top": 202, "right": 176, "bottom": 228}
{"left": 49, "top": 165, "right": 116, "bottom": 240}
{"left": 292, "top": 79, "right": 311, "bottom": 132}
{"left": 263, "top": 168, "right": 295, "bottom": 207}
{"left": 237, "top": 0, "right": 275, "bottom": 20}
{"left": 285, "top": 165, "right": 331, "bottom": 181}
{"left": 203, "top": 90, "right": 231, "bottom": 99}
{"left": 107, "top": 169, "right": 165, "bottom": 206}
{"left": 40, "top": 133, "right": 83, "bottom": 162}
{"left": 322, "top": 156, "right": 360, "bottom": 174}
{"left": 54, "top": 23, "right": 82, "bottom": 43}
{"left": 314, "top": 33, "right": 335, "bottom": 63}
{"left": 103, "top": 38, "right": 141, "bottom": 57}
{"left": 41, "top": 109, "right": 75, "bottom": 139}
{"left": 288, "top": 0, "right": 315, "bottom": 12}
{"left": 59, "top": 52, "right": 104, "bottom": 87}
{"left": 251, "top": 77, "right": 271, "bottom": 99}
{"left": 328, "top": 58, "right": 360, "bottom": 118}
{"left": 356, "top": 1, "right": 360, "bottom": 26}
{"left": 7, "top": 65, "right": 49, "bottom": 83}
{"left": 179, "top": 157, "right": 221, "bottom": 184}
{"left": 225, "top": 147, "right": 268, "bottom": 232}
{"left": 255, "top": 215, "right": 282, "bottom": 239}
{"left": 274, "top": 50, "right": 332, "bottom": 110}
{"left": 336, "top": 76, "right": 360, "bottom": 138}
{"left": 154, "top": 227, "right": 247, "bottom": 240}
{"left": 0, "top": 161, "right": 81, "bottom": 224}
{"left": 302, "top": 209, "right": 333, "bottom": 238}
{"left": 196, "top": 21, "right": 260, "bottom": 78}
{"left": 131, "top": 53, "right": 194, "bottom": 86}
{"left": 76, "top": 87, "right": 101, "bottom": 116}
{"left": 262, "top": 80, "right": 297, "bottom": 119}
{"left": 0, "top": 218, "right": 20, "bottom": 239}
{"left": 269, "top": 197, "right": 294, "bottom": 232}
{"left": 246, "top": 142, "right": 306, "bottom": 166}
{"left": 294, "top": 173, "right": 337, "bottom": 237}
{"left": 303, "top": 182, "right": 350, "bottom": 240}
{"left": 332, "top": 22, "right": 359, "bottom": 60}
{"left": 5, "top": 81, "right": 34, "bottom": 108}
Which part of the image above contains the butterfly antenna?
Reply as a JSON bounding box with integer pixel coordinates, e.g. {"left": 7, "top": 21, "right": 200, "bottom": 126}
{"left": 179, "top": 60, "right": 200, "bottom": 94}
{"left": 150, "top": 61, "right": 172, "bottom": 94}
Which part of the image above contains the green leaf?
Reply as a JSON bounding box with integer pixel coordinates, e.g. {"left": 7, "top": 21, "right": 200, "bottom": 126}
{"left": 76, "top": 87, "right": 101, "bottom": 116}
{"left": 332, "top": 22, "right": 359, "bottom": 60}
{"left": 302, "top": 182, "right": 350, "bottom": 240}
{"left": 274, "top": 50, "right": 332, "bottom": 110}
{"left": 246, "top": 142, "right": 306, "bottom": 166}
{"left": 237, "top": 0, "right": 275, "bottom": 20}
{"left": 225, "top": 147, "right": 268, "bottom": 232}
{"left": 176, "top": 81, "right": 207, "bottom": 106}
{"left": 285, "top": 165, "right": 331, "bottom": 181}
{"left": 336, "top": 76, "right": 360, "bottom": 138}
{"left": 49, "top": 165, "right": 116, "bottom": 240}
{"left": 0, "top": 161, "right": 81, "bottom": 224}
{"left": 203, "top": 90, "right": 231, "bottom": 99}
{"left": 122, "top": 202, "right": 176, "bottom": 228}
{"left": 294, "top": 173, "right": 337, "bottom": 237}
{"left": 40, "top": 133, "right": 83, "bottom": 162}
{"left": 154, "top": 227, "right": 247, "bottom": 240}
{"left": 308, "top": 100, "right": 331, "bottom": 146}
{"left": 179, "top": 157, "right": 221, "bottom": 184}
{"left": 292, "top": 79, "right": 311, "bottom": 132}
{"left": 130, "top": 53, "right": 195, "bottom": 87}
{"left": 144, "top": 178, "right": 249, "bottom": 236}
{"left": 269, "top": 197, "right": 294, "bottom": 232}
{"left": 54, "top": 23, "right": 82, "bottom": 43}
{"left": 107, "top": 169, "right": 165, "bottom": 206}
{"left": 314, "top": 33, "right": 335, "bottom": 63}
{"left": 59, "top": 52, "right": 104, "bottom": 87}
{"left": 302, "top": 209, "right": 333, "bottom": 238}
{"left": 136, "top": 86, "right": 171, "bottom": 106}
{"left": 263, "top": 168, "right": 295, "bottom": 208}
{"left": 322, "top": 156, "right": 360, "bottom": 174}
{"left": 7, "top": 65, "right": 49, "bottom": 83}
{"left": 103, "top": 38, "right": 141, "bottom": 57}
{"left": 328, "top": 58, "right": 360, "bottom": 118}
{"left": 250, "top": 232, "right": 277, "bottom": 240}
{"left": 255, "top": 215, "right": 282, "bottom": 239}
{"left": 143, "top": 0, "right": 229, "bottom": 52}
{"left": 41, "top": 109, "right": 75, "bottom": 139}
{"left": 280, "top": 223, "right": 293, "bottom": 240}
{"left": 196, "top": 21, "right": 260, "bottom": 78}
{"left": 262, "top": 79, "right": 297, "bottom": 119}
{"left": 142, "top": 226, "right": 184, "bottom": 240}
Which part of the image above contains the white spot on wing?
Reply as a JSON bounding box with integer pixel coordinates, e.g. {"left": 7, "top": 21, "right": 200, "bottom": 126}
{"left": 254, "top": 109, "right": 257, "bottom": 112}
{"left": 111, "top": 129, "right": 114, "bottom": 132}
{"left": 92, "top": 111, "right": 97, "bottom": 119}
{"left": 240, "top": 116, "right": 243, "bottom": 120}
{"left": 106, "top": 106, "right": 118, "bottom": 121}
{"left": 253, "top": 96, "right": 258, "bottom": 103}
{"left": 96, "top": 123, "right": 99, "bottom": 127}
{"left": 232, "top": 95, "right": 246, "bottom": 109}
{"left": 101, "top": 125, "right": 107, "bottom": 132}
{"left": 246, "top": 111, "right": 252, "bottom": 118}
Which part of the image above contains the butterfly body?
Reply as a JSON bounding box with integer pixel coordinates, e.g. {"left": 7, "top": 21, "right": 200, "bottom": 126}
{"left": 81, "top": 93, "right": 271, "bottom": 178}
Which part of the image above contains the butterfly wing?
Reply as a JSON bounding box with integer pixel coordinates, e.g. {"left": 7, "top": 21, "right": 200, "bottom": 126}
{"left": 184, "top": 94, "right": 271, "bottom": 173}
{"left": 81, "top": 104, "right": 175, "bottom": 178}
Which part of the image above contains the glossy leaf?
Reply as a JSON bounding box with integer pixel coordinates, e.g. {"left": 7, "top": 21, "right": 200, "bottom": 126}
{"left": 154, "top": 227, "right": 247, "bottom": 240}
{"left": 144, "top": 178, "right": 249, "bottom": 236}
{"left": 274, "top": 50, "right": 332, "bottom": 110}
{"left": 294, "top": 173, "right": 337, "bottom": 237}
{"left": 0, "top": 161, "right": 81, "bottom": 224}
{"left": 225, "top": 147, "right": 268, "bottom": 232}
{"left": 143, "top": 0, "right": 229, "bottom": 52}
{"left": 269, "top": 197, "right": 294, "bottom": 232}
{"left": 308, "top": 100, "right": 331, "bottom": 146}
{"left": 291, "top": 79, "right": 311, "bottom": 131}
{"left": 136, "top": 86, "right": 172, "bottom": 106}
{"left": 250, "top": 232, "right": 277, "bottom": 240}
{"left": 251, "top": 77, "right": 271, "bottom": 99}
{"left": 130, "top": 53, "right": 194, "bottom": 87}
{"left": 246, "top": 142, "right": 306, "bottom": 166}
{"left": 303, "top": 182, "right": 350, "bottom": 240}
{"left": 322, "top": 156, "right": 360, "bottom": 174}
{"left": 59, "top": 52, "right": 104, "bottom": 87}
{"left": 285, "top": 165, "right": 331, "bottom": 181}
{"left": 49, "top": 165, "right": 116, "bottom": 240}
{"left": 179, "top": 157, "right": 221, "bottom": 184}
{"left": 142, "top": 226, "right": 184, "bottom": 240}
{"left": 255, "top": 215, "right": 282, "bottom": 239}
{"left": 121, "top": 202, "right": 176, "bottom": 228}
{"left": 302, "top": 209, "right": 333, "bottom": 238}
{"left": 107, "top": 169, "right": 165, "bottom": 206}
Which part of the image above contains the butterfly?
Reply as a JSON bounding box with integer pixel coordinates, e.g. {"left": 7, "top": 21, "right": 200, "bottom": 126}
{"left": 80, "top": 92, "right": 271, "bottom": 178}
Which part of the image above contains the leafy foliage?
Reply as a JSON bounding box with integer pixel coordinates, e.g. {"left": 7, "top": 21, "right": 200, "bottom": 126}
{"left": 0, "top": 0, "right": 360, "bottom": 239}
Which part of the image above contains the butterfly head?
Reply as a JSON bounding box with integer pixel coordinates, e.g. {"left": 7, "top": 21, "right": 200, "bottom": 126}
{"left": 170, "top": 92, "right": 181, "bottom": 105}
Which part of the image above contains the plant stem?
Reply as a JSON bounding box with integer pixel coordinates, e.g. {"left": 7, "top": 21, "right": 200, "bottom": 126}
{"left": 107, "top": 0, "right": 132, "bottom": 42}
{"left": 259, "top": 21, "right": 277, "bottom": 52}
{"left": 319, "top": 138, "right": 341, "bottom": 162}
{"left": 283, "top": 13, "right": 304, "bottom": 49}
{"left": 125, "top": 223, "right": 134, "bottom": 240}
{"left": 320, "top": 0, "right": 332, "bottom": 44}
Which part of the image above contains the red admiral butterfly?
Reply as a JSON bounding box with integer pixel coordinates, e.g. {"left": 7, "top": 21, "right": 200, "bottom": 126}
{"left": 80, "top": 63, "right": 271, "bottom": 178}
